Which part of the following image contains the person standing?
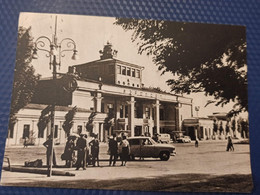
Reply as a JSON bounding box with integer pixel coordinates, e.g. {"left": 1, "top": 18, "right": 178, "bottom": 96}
{"left": 226, "top": 136, "right": 234, "bottom": 151}
{"left": 63, "top": 137, "right": 75, "bottom": 168}
{"left": 75, "top": 134, "right": 87, "bottom": 170}
{"left": 43, "top": 135, "right": 57, "bottom": 167}
{"left": 89, "top": 134, "right": 100, "bottom": 167}
{"left": 108, "top": 134, "right": 118, "bottom": 166}
{"left": 120, "top": 135, "right": 130, "bottom": 166}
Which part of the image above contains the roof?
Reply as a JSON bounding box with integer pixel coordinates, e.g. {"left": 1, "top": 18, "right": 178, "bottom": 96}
{"left": 72, "top": 58, "right": 144, "bottom": 69}
{"left": 24, "top": 103, "right": 91, "bottom": 112}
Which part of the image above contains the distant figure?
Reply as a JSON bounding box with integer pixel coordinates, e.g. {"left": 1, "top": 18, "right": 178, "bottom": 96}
{"left": 226, "top": 136, "right": 234, "bottom": 151}
{"left": 108, "top": 134, "right": 118, "bottom": 166}
{"left": 75, "top": 134, "right": 87, "bottom": 170}
{"left": 152, "top": 133, "right": 159, "bottom": 143}
{"left": 43, "top": 135, "right": 57, "bottom": 167}
{"left": 24, "top": 137, "right": 29, "bottom": 148}
{"left": 63, "top": 137, "right": 75, "bottom": 168}
{"left": 89, "top": 134, "right": 100, "bottom": 167}
{"left": 120, "top": 135, "right": 130, "bottom": 166}
{"left": 195, "top": 139, "right": 199, "bottom": 147}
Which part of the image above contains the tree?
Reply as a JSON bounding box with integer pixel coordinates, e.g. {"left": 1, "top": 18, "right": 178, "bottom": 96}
{"left": 86, "top": 112, "right": 97, "bottom": 136}
{"left": 62, "top": 106, "right": 77, "bottom": 136}
{"left": 115, "top": 18, "right": 247, "bottom": 115}
{"left": 9, "top": 27, "right": 40, "bottom": 131}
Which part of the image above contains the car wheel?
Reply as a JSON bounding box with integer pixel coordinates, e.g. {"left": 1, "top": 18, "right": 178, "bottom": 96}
{"left": 159, "top": 151, "right": 170, "bottom": 161}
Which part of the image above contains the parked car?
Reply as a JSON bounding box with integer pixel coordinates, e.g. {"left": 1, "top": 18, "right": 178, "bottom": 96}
{"left": 158, "top": 133, "right": 171, "bottom": 143}
{"left": 119, "top": 137, "right": 176, "bottom": 161}
{"left": 176, "top": 136, "right": 191, "bottom": 143}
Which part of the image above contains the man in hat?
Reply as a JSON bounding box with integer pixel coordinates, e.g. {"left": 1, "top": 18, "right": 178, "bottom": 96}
{"left": 43, "top": 134, "right": 57, "bottom": 167}
{"left": 75, "top": 133, "right": 87, "bottom": 170}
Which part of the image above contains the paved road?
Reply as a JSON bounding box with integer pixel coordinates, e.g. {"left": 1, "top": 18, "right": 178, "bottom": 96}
{"left": 1, "top": 140, "right": 252, "bottom": 186}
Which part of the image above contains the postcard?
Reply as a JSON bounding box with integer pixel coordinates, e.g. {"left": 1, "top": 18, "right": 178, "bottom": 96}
{"left": 0, "top": 12, "right": 252, "bottom": 193}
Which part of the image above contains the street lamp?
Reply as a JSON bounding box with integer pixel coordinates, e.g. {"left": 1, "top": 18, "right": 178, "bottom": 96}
{"left": 32, "top": 15, "right": 78, "bottom": 177}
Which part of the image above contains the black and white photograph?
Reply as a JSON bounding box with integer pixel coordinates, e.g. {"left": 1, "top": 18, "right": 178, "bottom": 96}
{"left": 0, "top": 12, "right": 252, "bottom": 193}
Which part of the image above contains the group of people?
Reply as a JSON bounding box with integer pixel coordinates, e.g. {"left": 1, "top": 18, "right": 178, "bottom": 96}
{"left": 108, "top": 134, "right": 130, "bottom": 166}
{"left": 43, "top": 133, "right": 100, "bottom": 170}
{"left": 43, "top": 133, "right": 131, "bottom": 169}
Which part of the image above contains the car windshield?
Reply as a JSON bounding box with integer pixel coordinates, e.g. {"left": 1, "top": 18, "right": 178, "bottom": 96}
{"left": 149, "top": 138, "right": 157, "bottom": 144}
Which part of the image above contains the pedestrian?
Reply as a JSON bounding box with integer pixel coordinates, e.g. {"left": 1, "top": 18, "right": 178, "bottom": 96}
{"left": 23, "top": 137, "right": 29, "bottom": 148}
{"left": 120, "top": 135, "right": 130, "bottom": 166}
{"left": 89, "top": 134, "right": 100, "bottom": 167}
{"left": 63, "top": 136, "right": 75, "bottom": 168}
{"left": 226, "top": 136, "right": 234, "bottom": 151}
{"left": 152, "top": 133, "right": 159, "bottom": 143}
{"left": 195, "top": 139, "right": 199, "bottom": 147}
{"left": 43, "top": 135, "right": 57, "bottom": 167}
{"left": 75, "top": 133, "right": 87, "bottom": 170}
{"left": 108, "top": 134, "right": 118, "bottom": 166}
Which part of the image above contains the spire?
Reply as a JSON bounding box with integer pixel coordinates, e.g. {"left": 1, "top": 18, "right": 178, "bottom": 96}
{"left": 99, "top": 42, "right": 118, "bottom": 60}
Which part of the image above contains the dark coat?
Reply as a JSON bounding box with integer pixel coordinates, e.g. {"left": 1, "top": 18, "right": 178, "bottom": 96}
{"left": 109, "top": 139, "right": 118, "bottom": 155}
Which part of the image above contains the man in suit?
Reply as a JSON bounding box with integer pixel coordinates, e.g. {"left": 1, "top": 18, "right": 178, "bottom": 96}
{"left": 108, "top": 134, "right": 118, "bottom": 166}
{"left": 75, "top": 134, "right": 87, "bottom": 170}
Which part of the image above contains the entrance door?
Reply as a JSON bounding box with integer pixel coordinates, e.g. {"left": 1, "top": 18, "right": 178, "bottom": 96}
{"left": 188, "top": 127, "right": 196, "bottom": 140}
{"left": 134, "top": 126, "right": 142, "bottom": 136}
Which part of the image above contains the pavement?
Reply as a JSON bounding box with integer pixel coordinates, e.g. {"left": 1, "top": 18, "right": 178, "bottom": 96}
{"left": 0, "top": 140, "right": 252, "bottom": 187}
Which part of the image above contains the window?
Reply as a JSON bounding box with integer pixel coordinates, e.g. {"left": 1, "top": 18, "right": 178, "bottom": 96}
{"left": 125, "top": 105, "right": 128, "bottom": 118}
{"left": 145, "top": 107, "right": 150, "bottom": 119}
{"left": 160, "top": 109, "right": 165, "bottom": 120}
{"left": 129, "top": 139, "right": 140, "bottom": 145}
{"left": 127, "top": 67, "right": 131, "bottom": 76}
{"left": 117, "top": 65, "right": 121, "bottom": 74}
{"left": 120, "top": 105, "right": 124, "bottom": 118}
{"left": 9, "top": 127, "right": 14, "bottom": 138}
{"left": 132, "top": 69, "right": 136, "bottom": 77}
{"left": 77, "top": 125, "right": 82, "bottom": 135}
{"left": 54, "top": 125, "right": 59, "bottom": 138}
{"left": 122, "top": 66, "right": 126, "bottom": 75}
{"left": 23, "top": 125, "right": 30, "bottom": 139}
{"left": 132, "top": 83, "right": 135, "bottom": 87}
{"left": 136, "top": 70, "right": 140, "bottom": 78}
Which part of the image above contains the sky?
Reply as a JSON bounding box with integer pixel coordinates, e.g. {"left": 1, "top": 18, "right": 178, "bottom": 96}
{"left": 18, "top": 12, "right": 248, "bottom": 118}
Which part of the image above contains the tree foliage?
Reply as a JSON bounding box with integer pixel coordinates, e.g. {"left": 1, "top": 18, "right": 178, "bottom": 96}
{"left": 115, "top": 18, "right": 247, "bottom": 115}
{"left": 9, "top": 27, "right": 40, "bottom": 128}
{"left": 62, "top": 106, "right": 77, "bottom": 136}
{"left": 37, "top": 105, "right": 52, "bottom": 138}
{"left": 86, "top": 112, "right": 97, "bottom": 136}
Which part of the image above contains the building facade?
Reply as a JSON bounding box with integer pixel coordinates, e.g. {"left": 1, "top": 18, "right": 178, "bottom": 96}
{"left": 6, "top": 43, "right": 193, "bottom": 146}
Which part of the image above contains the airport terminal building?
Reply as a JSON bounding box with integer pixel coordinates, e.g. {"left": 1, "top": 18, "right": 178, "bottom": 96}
{"left": 6, "top": 43, "right": 193, "bottom": 146}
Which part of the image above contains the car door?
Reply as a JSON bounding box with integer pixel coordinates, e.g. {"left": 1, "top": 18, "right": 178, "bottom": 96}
{"left": 129, "top": 139, "right": 141, "bottom": 157}
{"left": 140, "top": 138, "right": 155, "bottom": 157}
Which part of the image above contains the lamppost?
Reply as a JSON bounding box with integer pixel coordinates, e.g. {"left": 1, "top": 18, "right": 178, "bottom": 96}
{"left": 32, "top": 15, "right": 78, "bottom": 177}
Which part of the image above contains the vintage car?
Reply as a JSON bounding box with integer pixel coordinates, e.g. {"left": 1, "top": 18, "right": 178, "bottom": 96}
{"left": 158, "top": 133, "right": 171, "bottom": 143}
{"left": 119, "top": 137, "right": 176, "bottom": 161}
{"left": 176, "top": 136, "right": 192, "bottom": 143}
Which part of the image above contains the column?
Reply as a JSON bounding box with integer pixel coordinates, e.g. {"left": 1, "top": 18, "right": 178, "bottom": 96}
{"left": 94, "top": 92, "right": 103, "bottom": 112}
{"left": 202, "top": 127, "right": 206, "bottom": 140}
{"left": 154, "top": 99, "right": 160, "bottom": 134}
{"left": 195, "top": 126, "right": 198, "bottom": 140}
{"left": 127, "top": 96, "right": 135, "bottom": 137}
